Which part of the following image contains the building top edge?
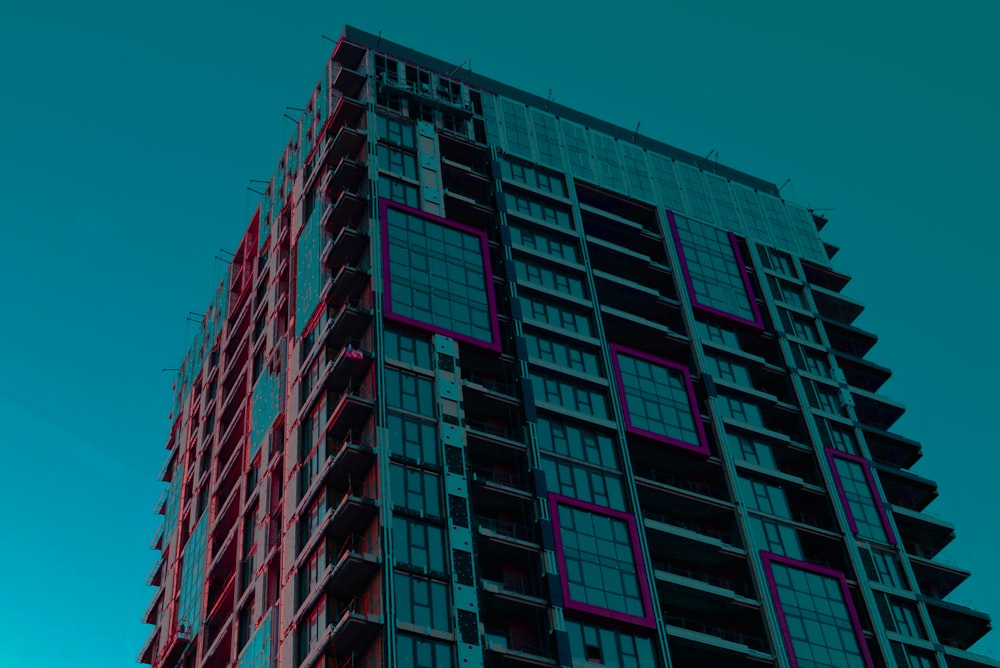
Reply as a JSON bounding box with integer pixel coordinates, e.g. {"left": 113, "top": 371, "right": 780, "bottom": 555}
{"left": 342, "top": 25, "right": 780, "bottom": 196}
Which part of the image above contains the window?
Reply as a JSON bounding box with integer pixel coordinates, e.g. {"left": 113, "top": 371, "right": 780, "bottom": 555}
{"left": 674, "top": 163, "right": 714, "bottom": 222}
{"left": 565, "top": 619, "right": 658, "bottom": 668}
{"left": 792, "top": 342, "right": 832, "bottom": 378}
{"left": 531, "top": 109, "right": 563, "bottom": 169}
{"left": 388, "top": 412, "right": 438, "bottom": 464}
{"left": 500, "top": 98, "right": 533, "bottom": 158}
{"left": 532, "top": 374, "right": 608, "bottom": 419}
{"left": 869, "top": 548, "right": 906, "bottom": 590}
{"left": 590, "top": 131, "right": 626, "bottom": 192}
{"left": 763, "top": 554, "right": 871, "bottom": 668}
{"left": 541, "top": 456, "right": 625, "bottom": 508}
{"left": 390, "top": 464, "right": 442, "bottom": 518}
{"left": 535, "top": 418, "right": 619, "bottom": 470}
{"left": 829, "top": 451, "right": 895, "bottom": 544}
{"left": 393, "top": 516, "right": 447, "bottom": 574}
{"left": 385, "top": 328, "right": 433, "bottom": 369}
{"left": 396, "top": 632, "right": 455, "bottom": 668}
{"left": 377, "top": 145, "right": 418, "bottom": 179}
{"left": 740, "top": 477, "right": 792, "bottom": 518}
{"left": 760, "top": 246, "right": 797, "bottom": 277}
{"left": 696, "top": 319, "right": 741, "bottom": 349}
{"left": 611, "top": 345, "right": 705, "bottom": 453}
{"left": 779, "top": 308, "right": 820, "bottom": 343}
{"left": 561, "top": 119, "right": 596, "bottom": 182}
{"left": 297, "top": 543, "right": 326, "bottom": 605}
{"left": 817, "top": 417, "right": 859, "bottom": 454}
{"left": 885, "top": 596, "right": 926, "bottom": 639}
{"left": 620, "top": 143, "right": 655, "bottom": 203}
{"left": 521, "top": 295, "right": 593, "bottom": 337}
{"left": 296, "top": 601, "right": 325, "bottom": 664}
{"left": 383, "top": 201, "right": 497, "bottom": 348}
{"left": 514, "top": 257, "right": 587, "bottom": 299}
{"left": 510, "top": 224, "right": 579, "bottom": 263}
{"left": 379, "top": 175, "right": 419, "bottom": 208}
{"left": 704, "top": 353, "right": 753, "bottom": 386}
{"left": 550, "top": 495, "right": 653, "bottom": 626}
{"left": 725, "top": 432, "right": 777, "bottom": 469}
{"left": 769, "top": 275, "right": 809, "bottom": 310}
{"left": 670, "top": 212, "right": 760, "bottom": 326}
{"left": 385, "top": 368, "right": 435, "bottom": 417}
{"left": 504, "top": 190, "right": 573, "bottom": 229}
{"left": 748, "top": 516, "right": 802, "bottom": 559}
{"left": 805, "top": 379, "right": 845, "bottom": 416}
{"left": 525, "top": 332, "right": 601, "bottom": 376}
{"left": 395, "top": 573, "right": 451, "bottom": 632}
{"left": 500, "top": 157, "right": 567, "bottom": 197}
{"left": 717, "top": 394, "right": 764, "bottom": 428}
{"left": 376, "top": 113, "right": 416, "bottom": 149}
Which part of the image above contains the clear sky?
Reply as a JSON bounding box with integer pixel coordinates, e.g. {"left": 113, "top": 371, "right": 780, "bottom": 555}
{"left": 1, "top": 0, "right": 997, "bottom": 665}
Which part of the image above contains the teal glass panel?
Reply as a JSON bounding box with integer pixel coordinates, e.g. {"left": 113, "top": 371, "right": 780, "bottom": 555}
{"left": 177, "top": 514, "right": 209, "bottom": 635}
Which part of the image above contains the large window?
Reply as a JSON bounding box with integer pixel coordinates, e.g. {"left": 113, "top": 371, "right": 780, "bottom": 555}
{"left": 565, "top": 619, "right": 658, "bottom": 668}
{"left": 550, "top": 494, "right": 654, "bottom": 627}
{"left": 541, "top": 456, "right": 626, "bottom": 508}
{"left": 396, "top": 632, "right": 455, "bottom": 668}
{"left": 610, "top": 345, "right": 706, "bottom": 454}
{"left": 531, "top": 374, "right": 608, "bottom": 419}
{"left": 762, "top": 553, "right": 872, "bottom": 668}
{"left": 385, "top": 368, "right": 435, "bottom": 417}
{"left": 525, "top": 332, "right": 601, "bottom": 376}
{"left": 393, "top": 516, "right": 447, "bottom": 575}
{"left": 395, "top": 573, "right": 451, "bottom": 632}
{"left": 535, "top": 418, "right": 619, "bottom": 470}
{"left": 669, "top": 211, "right": 762, "bottom": 328}
{"left": 381, "top": 200, "right": 499, "bottom": 350}
{"left": 828, "top": 450, "right": 895, "bottom": 545}
{"left": 390, "top": 464, "right": 443, "bottom": 519}
{"left": 387, "top": 412, "right": 438, "bottom": 465}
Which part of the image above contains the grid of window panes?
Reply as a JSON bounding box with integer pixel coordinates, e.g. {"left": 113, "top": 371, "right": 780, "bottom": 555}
{"left": 501, "top": 98, "right": 534, "bottom": 160}
{"left": 620, "top": 143, "right": 655, "bottom": 203}
{"left": 561, "top": 119, "right": 597, "bottom": 183}
{"left": 531, "top": 109, "right": 564, "bottom": 170}
{"left": 249, "top": 366, "right": 283, "bottom": 459}
{"left": 613, "top": 350, "right": 701, "bottom": 450}
{"left": 556, "top": 502, "right": 646, "bottom": 618}
{"left": 238, "top": 611, "right": 273, "bottom": 668}
{"left": 397, "top": 632, "right": 455, "bottom": 668}
{"left": 590, "top": 131, "right": 627, "bottom": 192}
{"left": 831, "top": 453, "right": 892, "bottom": 544}
{"left": 671, "top": 214, "right": 757, "bottom": 323}
{"left": 769, "top": 561, "right": 868, "bottom": 668}
{"left": 565, "top": 619, "right": 658, "bottom": 668}
{"left": 296, "top": 199, "right": 326, "bottom": 338}
{"left": 177, "top": 514, "right": 209, "bottom": 634}
{"left": 384, "top": 206, "right": 493, "bottom": 344}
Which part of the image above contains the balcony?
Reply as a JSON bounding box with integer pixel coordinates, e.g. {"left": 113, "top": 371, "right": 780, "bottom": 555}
{"left": 925, "top": 596, "right": 993, "bottom": 650}
{"left": 834, "top": 349, "right": 892, "bottom": 393}
{"left": 643, "top": 512, "right": 744, "bottom": 555}
{"left": 894, "top": 506, "right": 956, "bottom": 554}
{"left": 822, "top": 317, "right": 878, "bottom": 358}
{"left": 910, "top": 550, "right": 971, "bottom": 600}
{"left": 333, "top": 65, "right": 366, "bottom": 97}
{"left": 156, "top": 621, "right": 193, "bottom": 668}
{"left": 146, "top": 557, "right": 164, "bottom": 587}
{"left": 475, "top": 516, "right": 540, "bottom": 553}
{"left": 484, "top": 627, "right": 556, "bottom": 667}
{"left": 321, "top": 488, "right": 379, "bottom": 539}
{"left": 875, "top": 464, "right": 938, "bottom": 512}
{"left": 601, "top": 304, "right": 689, "bottom": 358}
{"left": 332, "top": 39, "right": 365, "bottom": 69}
{"left": 851, "top": 387, "right": 906, "bottom": 431}
{"left": 322, "top": 157, "right": 367, "bottom": 200}
{"left": 323, "top": 263, "right": 370, "bottom": 305}
{"left": 811, "top": 284, "right": 865, "bottom": 325}
{"left": 323, "top": 383, "right": 375, "bottom": 440}
{"left": 863, "top": 425, "right": 922, "bottom": 469}
{"left": 328, "top": 597, "right": 382, "bottom": 653}
{"left": 801, "top": 260, "right": 851, "bottom": 292}
{"left": 665, "top": 616, "right": 773, "bottom": 665}
{"left": 322, "top": 188, "right": 367, "bottom": 237}
{"left": 470, "top": 465, "right": 532, "bottom": 507}
{"left": 323, "top": 225, "right": 369, "bottom": 270}
{"left": 324, "top": 303, "right": 370, "bottom": 349}
{"left": 466, "top": 419, "right": 527, "bottom": 454}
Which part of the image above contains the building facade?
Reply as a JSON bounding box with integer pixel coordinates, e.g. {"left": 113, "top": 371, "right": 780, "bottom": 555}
{"left": 139, "top": 25, "right": 995, "bottom": 668}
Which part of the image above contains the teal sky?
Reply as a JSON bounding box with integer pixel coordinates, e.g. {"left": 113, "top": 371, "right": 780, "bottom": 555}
{"left": 1, "top": 1, "right": 997, "bottom": 665}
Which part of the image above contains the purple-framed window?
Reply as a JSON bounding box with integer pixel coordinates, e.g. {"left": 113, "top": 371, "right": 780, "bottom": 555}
{"left": 667, "top": 210, "right": 764, "bottom": 329}
{"left": 380, "top": 198, "right": 501, "bottom": 351}
{"left": 826, "top": 449, "right": 897, "bottom": 546}
{"left": 548, "top": 494, "right": 656, "bottom": 628}
{"left": 761, "top": 552, "right": 873, "bottom": 668}
{"left": 609, "top": 344, "right": 709, "bottom": 455}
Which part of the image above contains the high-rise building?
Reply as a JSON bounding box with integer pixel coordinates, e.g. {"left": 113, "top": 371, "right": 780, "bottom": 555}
{"left": 139, "top": 25, "right": 995, "bottom": 668}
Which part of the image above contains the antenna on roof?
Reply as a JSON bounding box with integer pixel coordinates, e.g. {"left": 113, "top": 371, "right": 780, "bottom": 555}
{"left": 162, "top": 368, "right": 179, "bottom": 372}
{"left": 696, "top": 149, "right": 717, "bottom": 169}
{"left": 321, "top": 34, "right": 336, "bottom": 44}
{"left": 448, "top": 60, "right": 467, "bottom": 77}
{"left": 777, "top": 178, "right": 791, "bottom": 193}
{"left": 219, "top": 248, "right": 234, "bottom": 258}
{"left": 633, "top": 121, "right": 641, "bottom": 143}
{"left": 376, "top": 30, "right": 382, "bottom": 50}
{"left": 546, "top": 89, "right": 553, "bottom": 111}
